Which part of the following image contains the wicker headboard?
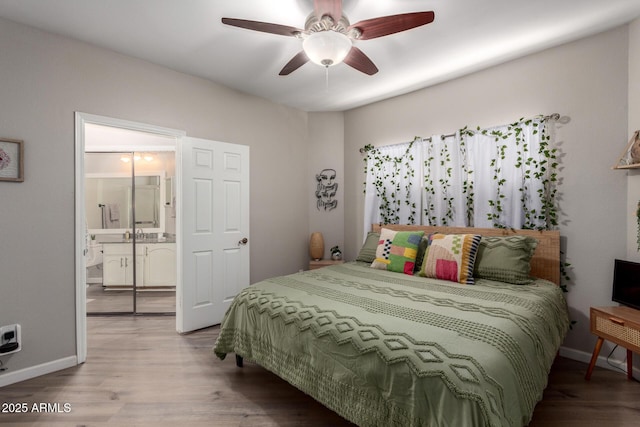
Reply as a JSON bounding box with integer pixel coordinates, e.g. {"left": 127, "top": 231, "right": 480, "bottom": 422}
{"left": 371, "top": 224, "right": 561, "bottom": 286}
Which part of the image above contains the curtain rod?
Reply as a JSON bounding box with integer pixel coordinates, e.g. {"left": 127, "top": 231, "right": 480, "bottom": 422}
{"left": 359, "top": 113, "right": 561, "bottom": 154}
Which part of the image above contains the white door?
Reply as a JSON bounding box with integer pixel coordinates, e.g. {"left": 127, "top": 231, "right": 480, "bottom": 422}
{"left": 177, "top": 137, "right": 250, "bottom": 333}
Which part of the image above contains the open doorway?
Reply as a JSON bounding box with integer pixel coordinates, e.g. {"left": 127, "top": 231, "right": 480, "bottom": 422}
{"left": 75, "top": 112, "right": 186, "bottom": 363}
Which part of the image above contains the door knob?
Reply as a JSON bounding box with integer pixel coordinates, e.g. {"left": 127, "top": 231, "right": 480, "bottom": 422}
{"left": 238, "top": 237, "right": 248, "bottom": 246}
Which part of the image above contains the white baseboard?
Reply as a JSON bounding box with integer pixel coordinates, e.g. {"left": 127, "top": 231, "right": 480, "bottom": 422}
{"left": 0, "top": 356, "right": 78, "bottom": 388}
{"left": 560, "top": 345, "right": 639, "bottom": 376}
{"left": 559, "top": 345, "right": 596, "bottom": 364}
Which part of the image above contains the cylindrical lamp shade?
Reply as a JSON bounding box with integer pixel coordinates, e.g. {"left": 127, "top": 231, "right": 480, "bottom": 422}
{"left": 309, "top": 232, "right": 324, "bottom": 260}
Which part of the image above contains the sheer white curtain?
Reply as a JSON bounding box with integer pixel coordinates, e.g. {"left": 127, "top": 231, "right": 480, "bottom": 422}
{"left": 363, "top": 116, "right": 556, "bottom": 233}
{"left": 421, "top": 134, "right": 468, "bottom": 226}
{"left": 363, "top": 140, "right": 422, "bottom": 238}
{"left": 464, "top": 118, "right": 549, "bottom": 228}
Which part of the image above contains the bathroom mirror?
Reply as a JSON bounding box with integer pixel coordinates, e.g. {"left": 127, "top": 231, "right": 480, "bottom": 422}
{"left": 86, "top": 172, "right": 165, "bottom": 234}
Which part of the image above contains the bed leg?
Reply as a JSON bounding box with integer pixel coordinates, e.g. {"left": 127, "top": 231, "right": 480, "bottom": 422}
{"left": 235, "top": 354, "right": 243, "bottom": 368}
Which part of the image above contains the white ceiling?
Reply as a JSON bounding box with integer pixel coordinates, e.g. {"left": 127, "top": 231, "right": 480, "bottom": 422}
{"left": 1, "top": 0, "right": 640, "bottom": 112}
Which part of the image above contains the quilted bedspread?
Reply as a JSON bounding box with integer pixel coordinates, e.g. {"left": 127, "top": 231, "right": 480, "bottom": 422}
{"left": 213, "top": 262, "right": 570, "bottom": 427}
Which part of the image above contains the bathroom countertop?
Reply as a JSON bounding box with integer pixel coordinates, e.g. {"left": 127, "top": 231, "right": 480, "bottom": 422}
{"left": 99, "top": 238, "right": 176, "bottom": 244}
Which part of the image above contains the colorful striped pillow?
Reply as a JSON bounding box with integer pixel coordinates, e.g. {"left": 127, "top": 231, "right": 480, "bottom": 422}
{"left": 419, "top": 233, "right": 481, "bottom": 284}
{"left": 371, "top": 228, "right": 424, "bottom": 275}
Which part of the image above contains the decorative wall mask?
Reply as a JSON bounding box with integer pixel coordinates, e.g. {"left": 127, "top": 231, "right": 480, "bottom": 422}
{"left": 316, "top": 168, "right": 338, "bottom": 211}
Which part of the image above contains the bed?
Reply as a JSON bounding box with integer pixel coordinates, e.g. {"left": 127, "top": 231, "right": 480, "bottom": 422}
{"left": 213, "top": 225, "right": 570, "bottom": 427}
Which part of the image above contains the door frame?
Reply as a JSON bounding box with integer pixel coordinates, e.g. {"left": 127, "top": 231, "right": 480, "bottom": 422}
{"left": 74, "top": 112, "right": 186, "bottom": 363}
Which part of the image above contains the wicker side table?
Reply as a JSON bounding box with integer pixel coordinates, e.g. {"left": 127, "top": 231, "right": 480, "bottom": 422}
{"left": 585, "top": 306, "right": 640, "bottom": 380}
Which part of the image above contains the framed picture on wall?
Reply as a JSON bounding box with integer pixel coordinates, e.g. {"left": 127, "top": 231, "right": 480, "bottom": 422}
{"left": 0, "top": 138, "right": 24, "bottom": 182}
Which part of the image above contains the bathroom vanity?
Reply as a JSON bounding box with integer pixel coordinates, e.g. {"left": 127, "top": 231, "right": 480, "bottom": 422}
{"left": 102, "top": 240, "right": 176, "bottom": 288}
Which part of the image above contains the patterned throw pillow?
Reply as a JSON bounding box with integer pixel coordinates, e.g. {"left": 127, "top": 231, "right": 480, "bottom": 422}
{"left": 371, "top": 228, "right": 424, "bottom": 275}
{"left": 473, "top": 235, "right": 538, "bottom": 284}
{"left": 420, "top": 233, "right": 481, "bottom": 284}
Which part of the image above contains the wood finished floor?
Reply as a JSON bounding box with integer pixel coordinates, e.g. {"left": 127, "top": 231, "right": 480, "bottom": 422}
{"left": 1, "top": 316, "right": 639, "bottom": 426}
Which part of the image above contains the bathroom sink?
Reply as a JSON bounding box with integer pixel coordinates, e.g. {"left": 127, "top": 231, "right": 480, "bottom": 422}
{"left": 115, "top": 234, "right": 174, "bottom": 244}
{"left": 131, "top": 236, "right": 174, "bottom": 243}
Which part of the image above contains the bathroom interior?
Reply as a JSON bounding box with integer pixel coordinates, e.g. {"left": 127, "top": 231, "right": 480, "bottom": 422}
{"left": 85, "top": 149, "right": 177, "bottom": 315}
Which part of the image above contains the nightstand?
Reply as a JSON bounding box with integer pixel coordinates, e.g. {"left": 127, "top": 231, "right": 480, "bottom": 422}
{"left": 586, "top": 306, "right": 640, "bottom": 380}
{"left": 309, "top": 259, "right": 344, "bottom": 270}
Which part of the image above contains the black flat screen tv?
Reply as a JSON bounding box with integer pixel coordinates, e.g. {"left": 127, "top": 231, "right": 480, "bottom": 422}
{"left": 612, "top": 259, "right": 640, "bottom": 311}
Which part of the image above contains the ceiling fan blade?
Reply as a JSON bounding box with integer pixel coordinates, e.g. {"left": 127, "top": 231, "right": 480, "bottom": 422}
{"left": 343, "top": 47, "right": 378, "bottom": 75}
{"left": 313, "top": 0, "right": 342, "bottom": 21}
{"left": 349, "top": 11, "right": 435, "bottom": 40}
{"left": 279, "top": 51, "right": 310, "bottom": 75}
{"left": 221, "top": 18, "right": 302, "bottom": 37}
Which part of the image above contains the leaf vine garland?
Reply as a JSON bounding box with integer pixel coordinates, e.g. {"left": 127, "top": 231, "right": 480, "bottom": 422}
{"left": 363, "top": 138, "right": 418, "bottom": 224}
{"left": 364, "top": 115, "right": 560, "bottom": 231}
{"left": 458, "top": 117, "right": 559, "bottom": 230}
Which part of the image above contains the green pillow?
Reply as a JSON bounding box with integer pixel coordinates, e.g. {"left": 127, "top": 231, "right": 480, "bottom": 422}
{"left": 355, "top": 232, "right": 380, "bottom": 263}
{"left": 473, "top": 236, "right": 538, "bottom": 284}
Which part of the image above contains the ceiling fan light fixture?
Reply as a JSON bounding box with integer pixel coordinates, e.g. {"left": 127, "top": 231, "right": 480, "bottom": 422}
{"left": 303, "top": 31, "right": 352, "bottom": 67}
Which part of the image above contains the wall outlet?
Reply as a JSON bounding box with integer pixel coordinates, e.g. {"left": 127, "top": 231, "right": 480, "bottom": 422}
{"left": 0, "top": 324, "right": 21, "bottom": 355}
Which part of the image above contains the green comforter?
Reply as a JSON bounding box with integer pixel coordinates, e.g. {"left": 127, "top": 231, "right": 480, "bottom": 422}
{"left": 214, "top": 262, "right": 570, "bottom": 427}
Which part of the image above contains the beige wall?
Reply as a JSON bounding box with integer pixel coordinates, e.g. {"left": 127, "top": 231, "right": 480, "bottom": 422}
{"left": 630, "top": 18, "right": 640, "bottom": 138}
{"left": 344, "top": 26, "right": 630, "bottom": 358}
{"left": 308, "top": 112, "right": 344, "bottom": 261}
{"left": 0, "top": 17, "right": 310, "bottom": 377}
{"left": 627, "top": 18, "right": 640, "bottom": 260}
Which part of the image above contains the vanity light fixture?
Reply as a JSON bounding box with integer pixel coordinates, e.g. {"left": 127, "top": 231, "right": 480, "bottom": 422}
{"left": 119, "top": 153, "right": 154, "bottom": 163}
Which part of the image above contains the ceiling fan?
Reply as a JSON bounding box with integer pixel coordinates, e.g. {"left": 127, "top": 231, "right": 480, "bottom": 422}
{"left": 221, "top": 0, "right": 435, "bottom": 76}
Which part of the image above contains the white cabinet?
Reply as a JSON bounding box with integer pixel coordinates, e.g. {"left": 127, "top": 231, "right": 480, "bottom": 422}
{"left": 102, "top": 242, "right": 175, "bottom": 287}
{"left": 102, "top": 243, "right": 142, "bottom": 287}
{"left": 142, "top": 243, "right": 176, "bottom": 287}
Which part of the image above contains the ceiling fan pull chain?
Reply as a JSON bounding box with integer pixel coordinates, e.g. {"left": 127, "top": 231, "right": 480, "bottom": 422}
{"left": 325, "top": 66, "right": 329, "bottom": 92}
